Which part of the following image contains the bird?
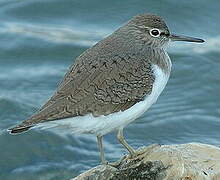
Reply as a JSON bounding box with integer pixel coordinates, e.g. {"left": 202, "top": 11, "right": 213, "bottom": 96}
{"left": 8, "top": 14, "right": 204, "bottom": 164}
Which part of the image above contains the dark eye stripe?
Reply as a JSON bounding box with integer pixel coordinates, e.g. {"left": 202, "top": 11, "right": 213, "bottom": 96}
{"left": 161, "top": 32, "right": 170, "bottom": 37}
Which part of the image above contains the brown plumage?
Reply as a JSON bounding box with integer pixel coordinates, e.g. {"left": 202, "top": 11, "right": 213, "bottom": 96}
{"left": 10, "top": 48, "right": 156, "bottom": 133}
{"left": 10, "top": 14, "right": 173, "bottom": 133}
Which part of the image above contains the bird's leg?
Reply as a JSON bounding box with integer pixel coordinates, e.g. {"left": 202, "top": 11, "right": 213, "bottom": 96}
{"left": 97, "top": 135, "right": 107, "bottom": 165}
{"left": 117, "top": 128, "right": 135, "bottom": 157}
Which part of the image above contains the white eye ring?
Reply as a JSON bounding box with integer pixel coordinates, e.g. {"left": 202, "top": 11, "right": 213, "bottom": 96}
{"left": 149, "top": 28, "right": 161, "bottom": 38}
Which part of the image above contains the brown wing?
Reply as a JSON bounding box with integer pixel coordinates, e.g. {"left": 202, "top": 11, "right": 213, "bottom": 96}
{"left": 9, "top": 37, "right": 155, "bottom": 133}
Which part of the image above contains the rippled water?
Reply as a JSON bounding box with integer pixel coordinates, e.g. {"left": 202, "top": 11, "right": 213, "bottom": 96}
{"left": 0, "top": 0, "right": 219, "bottom": 179}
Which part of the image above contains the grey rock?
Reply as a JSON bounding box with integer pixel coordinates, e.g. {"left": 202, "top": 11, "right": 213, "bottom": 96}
{"left": 72, "top": 143, "right": 220, "bottom": 180}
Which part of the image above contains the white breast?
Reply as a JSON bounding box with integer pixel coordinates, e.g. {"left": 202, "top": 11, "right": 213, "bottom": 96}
{"left": 37, "top": 64, "right": 171, "bottom": 136}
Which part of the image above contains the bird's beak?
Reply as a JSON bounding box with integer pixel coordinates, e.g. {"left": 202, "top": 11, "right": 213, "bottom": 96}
{"left": 170, "top": 34, "right": 205, "bottom": 43}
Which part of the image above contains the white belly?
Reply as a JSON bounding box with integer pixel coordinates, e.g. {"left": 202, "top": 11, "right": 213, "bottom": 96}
{"left": 37, "top": 64, "right": 170, "bottom": 136}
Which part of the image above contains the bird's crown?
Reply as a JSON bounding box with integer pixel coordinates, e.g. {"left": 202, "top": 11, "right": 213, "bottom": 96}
{"left": 129, "top": 14, "right": 170, "bottom": 38}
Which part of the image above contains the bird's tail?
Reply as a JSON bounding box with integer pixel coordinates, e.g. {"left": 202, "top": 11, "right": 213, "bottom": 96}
{"left": 8, "top": 125, "right": 32, "bottom": 134}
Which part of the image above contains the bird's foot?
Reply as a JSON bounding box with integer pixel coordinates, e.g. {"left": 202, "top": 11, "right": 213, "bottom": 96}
{"left": 124, "top": 144, "right": 161, "bottom": 161}
{"left": 135, "top": 143, "right": 161, "bottom": 156}
{"left": 105, "top": 144, "right": 161, "bottom": 168}
{"left": 100, "top": 160, "right": 109, "bottom": 165}
{"left": 105, "top": 155, "right": 128, "bottom": 168}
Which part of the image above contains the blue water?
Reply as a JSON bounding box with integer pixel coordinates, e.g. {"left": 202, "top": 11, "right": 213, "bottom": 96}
{"left": 0, "top": 0, "right": 219, "bottom": 179}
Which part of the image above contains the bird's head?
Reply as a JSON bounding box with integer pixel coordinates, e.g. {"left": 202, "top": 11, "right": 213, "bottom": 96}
{"left": 126, "top": 14, "right": 204, "bottom": 49}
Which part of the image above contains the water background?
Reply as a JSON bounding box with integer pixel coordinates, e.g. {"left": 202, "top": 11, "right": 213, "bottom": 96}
{"left": 0, "top": 0, "right": 219, "bottom": 179}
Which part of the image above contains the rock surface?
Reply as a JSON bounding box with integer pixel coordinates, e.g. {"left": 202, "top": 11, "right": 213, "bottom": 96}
{"left": 72, "top": 143, "right": 220, "bottom": 180}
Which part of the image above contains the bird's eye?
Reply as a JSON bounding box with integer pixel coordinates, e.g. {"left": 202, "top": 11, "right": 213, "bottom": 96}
{"left": 149, "top": 28, "right": 161, "bottom": 37}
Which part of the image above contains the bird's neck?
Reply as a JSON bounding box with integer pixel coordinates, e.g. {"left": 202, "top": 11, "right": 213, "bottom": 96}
{"left": 114, "top": 26, "right": 172, "bottom": 74}
{"left": 105, "top": 28, "right": 172, "bottom": 74}
{"left": 140, "top": 46, "right": 172, "bottom": 75}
